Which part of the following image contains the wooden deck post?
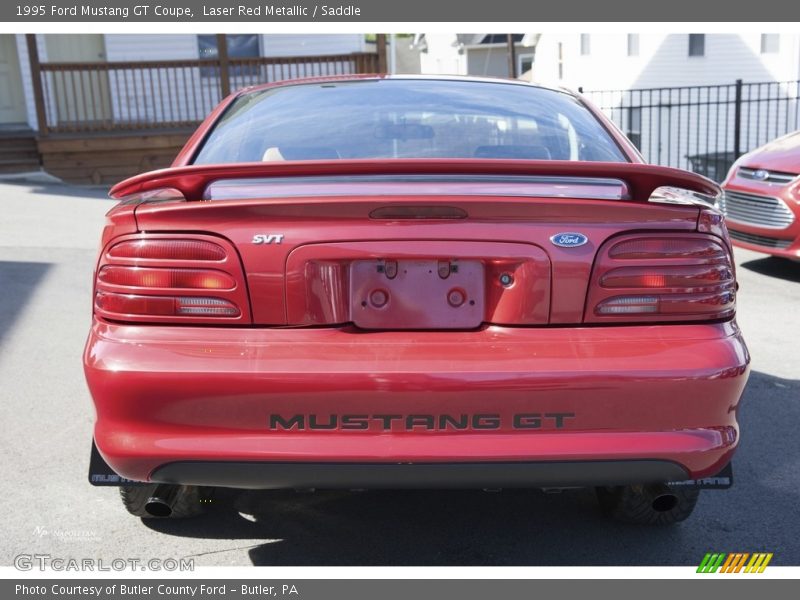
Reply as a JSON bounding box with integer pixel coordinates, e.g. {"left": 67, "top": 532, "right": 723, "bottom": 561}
{"left": 376, "top": 34, "right": 388, "bottom": 74}
{"left": 507, "top": 34, "right": 517, "bottom": 79}
{"left": 25, "top": 34, "right": 48, "bottom": 135}
{"left": 216, "top": 34, "right": 231, "bottom": 97}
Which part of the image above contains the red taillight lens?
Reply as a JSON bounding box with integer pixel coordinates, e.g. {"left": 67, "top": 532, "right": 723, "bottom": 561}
{"left": 96, "top": 292, "right": 175, "bottom": 316}
{"left": 96, "top": 292, "right": 240, "bottom": 318}
{"left": 600, "top": 265, "right": 732, "bottom": 289}
{"left": 98, "top": 266, "right": 235, "bottom": 290}
{"left": 95, "top": 235, "right": 250, "bottom": 324}
{"left": 609, "top": 237, "right": 726, "bottom": 260}
{"left": 108, "top": 239, "right": 226, "bottom": 261}
{"left": 586, "top": 234, "right": 735, "bottom": 323}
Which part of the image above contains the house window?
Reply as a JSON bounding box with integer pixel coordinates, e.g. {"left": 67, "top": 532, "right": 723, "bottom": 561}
{"left": 580, "top": 34, "right": 590, "bottom": 56}
{"left": 198, "top": 34, "right": 260, "bottom": 76}
{"left": 627, "top": 34, "right": 640, "bottom": 57}
{"left": 688, "top": 34, "right": 705, "bottom": 57}
{"left": 761, "top": 34, "right": 780, "bottom": 54}
{"left": 626, "top": 107, "right": 642, "bottom": 150}
{"left": 518, "top": 53, "right": 534, "bottom": 76}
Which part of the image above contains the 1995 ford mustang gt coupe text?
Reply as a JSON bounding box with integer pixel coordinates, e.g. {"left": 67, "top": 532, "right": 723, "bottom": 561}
{"left": 84, "top": 76, "right": 750, "bottom": 525}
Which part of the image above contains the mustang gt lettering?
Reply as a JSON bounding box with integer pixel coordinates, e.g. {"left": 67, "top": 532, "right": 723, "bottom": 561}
{"left": 268, "top": 413, "right": 577, "bottom": 431}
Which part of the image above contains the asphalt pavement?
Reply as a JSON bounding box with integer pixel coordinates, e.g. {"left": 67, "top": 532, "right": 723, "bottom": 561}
{"left": 0, "top": 176, "right": 798, "bottom": 566}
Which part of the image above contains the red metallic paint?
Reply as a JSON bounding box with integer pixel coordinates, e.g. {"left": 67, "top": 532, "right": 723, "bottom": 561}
{"left": 286, "top": 241, "right": 551, "bottom": 326}
{"left": 722, "top": 131, "right": 800, "bottom": 258}
{"left": 110, "top": 159, "right": 719, "bottom": 201}
{"left": 735, "top": 130, "right": 800, "bottom": 173}
{"left": 84, "top": 319, "right": 748, "bottom": 482}
{"left": 132, "top": 195, "right": 702, "bottom": 325}
{"left": 84, "top": 76, "right": 750, "bottom": 488}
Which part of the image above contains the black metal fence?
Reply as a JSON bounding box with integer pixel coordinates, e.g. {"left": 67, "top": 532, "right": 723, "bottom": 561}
{"left": 581, "top": 80, "right": 800, "bottom": 182}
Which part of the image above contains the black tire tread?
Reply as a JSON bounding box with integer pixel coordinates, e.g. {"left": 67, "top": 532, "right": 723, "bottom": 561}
{"left": 596, "top": 484, "right": 700, "bottom": 525}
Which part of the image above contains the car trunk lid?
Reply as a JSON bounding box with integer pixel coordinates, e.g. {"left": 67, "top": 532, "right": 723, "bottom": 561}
{"left": 119, "top": 160, "right": 716, "bottom": 327}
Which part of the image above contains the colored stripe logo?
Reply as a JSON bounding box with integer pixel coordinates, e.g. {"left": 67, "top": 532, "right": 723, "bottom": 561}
{"left": 697, "top": 552, "right": 773, "bottom": 573}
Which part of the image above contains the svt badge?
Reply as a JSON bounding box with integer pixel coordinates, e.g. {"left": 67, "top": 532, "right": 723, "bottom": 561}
{"left": 252, "top": 234, "right": 284, "bottom": 244}
{"left": 550, "top": 232, "right": 588, "bottom": 248}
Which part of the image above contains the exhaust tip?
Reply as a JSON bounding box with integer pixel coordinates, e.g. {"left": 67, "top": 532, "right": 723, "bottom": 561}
{"left": 649, "top": 484, "right": 679, "bottom": 512}
{"left": 144, "top": 484, "right": 180, "bottom": 517}
{"left": 144, "top": 498, "right": 174, "bottom": 517}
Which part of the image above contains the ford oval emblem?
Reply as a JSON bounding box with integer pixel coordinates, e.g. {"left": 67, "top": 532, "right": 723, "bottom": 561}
{"left": 550, "top": 232, "right": 588, "bottom": 248}
{"left": 753, "top": 169, "right": 770, "bottom": 181}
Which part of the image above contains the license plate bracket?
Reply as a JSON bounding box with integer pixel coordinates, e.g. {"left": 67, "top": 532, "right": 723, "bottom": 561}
{"left": 350, "top": 259, "right": 485, "bottom": 329}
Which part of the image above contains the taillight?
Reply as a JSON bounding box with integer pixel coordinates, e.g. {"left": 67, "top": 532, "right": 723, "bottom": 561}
{"left": 608, "top": 237, "right": 726, "bottom": 260}
{"left": 117, "top": 187, "right": 186, "bottom": 205}
{"left": 585, "top": 233, "right": 735, "bottom": 323}
{"left": 98, "top": 266, "right": 235, "bottom": 290}
{"left": 107, "top": 239, "right": 226, "bottom": 261}
{"left": 600, "top": 265, "right": 732, "bottom": 289}
{"left": 95, "top": 292, "right": 240, "bottom": 317}
{"left": 94, "top": 235, "right": 250, "bottom": 324}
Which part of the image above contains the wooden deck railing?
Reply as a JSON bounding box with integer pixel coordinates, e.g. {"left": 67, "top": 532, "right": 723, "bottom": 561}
{"left": 36, "top": 52, "right": 382, "bottom": 134}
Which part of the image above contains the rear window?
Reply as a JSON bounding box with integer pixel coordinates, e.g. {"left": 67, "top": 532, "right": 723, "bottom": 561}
{"left": 193, "top": 79, "right": 628, "bottom": 165}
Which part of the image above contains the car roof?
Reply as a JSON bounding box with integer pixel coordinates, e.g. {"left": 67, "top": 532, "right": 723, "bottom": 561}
{"left": 236, "top": 73, "right": 577, "bottom": 99}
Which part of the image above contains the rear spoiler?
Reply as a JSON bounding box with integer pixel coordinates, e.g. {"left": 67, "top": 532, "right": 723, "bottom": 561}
{"left": 109, "top": 159, "right": 721, "bottom": 203}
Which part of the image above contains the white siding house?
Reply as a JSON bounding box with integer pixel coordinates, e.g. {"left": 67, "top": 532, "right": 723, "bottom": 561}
{"left": 102, "top": 34, "right": 367, "bottom": 62}
{"left": 416, "top": 34, "right": 528, "bottom": 79}
{"left": 6, "top": 34, "right": 43, "bottom": 131}
{"left": 533, "top": 34, "right": 800, "bottom": 178}
{"left": 416, "top": 33, "right": 800, "bottom": 90}
{"left": 0, "top": 33, "right": 369, "bottom": 133}
{"left": 417, "top": 34, "right": 466, "bottom": 76}
{"left": 103, "top": 34, "right": 198, "bottom": 61}
{"left": 413, "top": 33, "right": 800, "bottom": 179}
{"left": 260, "top": 34, "right": 368, "bottom": 57}
{"left": 528, "top": 33, "right": 800, "bottom": 91}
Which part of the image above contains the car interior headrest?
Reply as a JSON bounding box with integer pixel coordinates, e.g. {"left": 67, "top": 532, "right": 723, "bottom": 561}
{"left": 262, "top": 147, "right": 341, "bottom": 161}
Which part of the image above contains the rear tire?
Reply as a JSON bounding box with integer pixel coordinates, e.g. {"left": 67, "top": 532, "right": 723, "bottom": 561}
{"left": 595, "top": 484, "right": 700, "bottom": 525}
{"left": 119, "top": 484, "right": 207, "bottom": 518}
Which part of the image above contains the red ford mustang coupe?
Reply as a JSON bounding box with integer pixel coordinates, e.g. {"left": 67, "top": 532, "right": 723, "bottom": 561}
{"left": 84, "top": 75, "right": 749, "bottom": 525}
{"left": 721, "top": 130, "right": 800, "bottom": 259}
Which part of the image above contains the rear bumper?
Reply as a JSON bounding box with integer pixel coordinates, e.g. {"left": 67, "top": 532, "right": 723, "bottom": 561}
{"left": 150, "top": 460, "right": 689, "bottom": 489}
{"left": 84, "top": 319, "right": 750, "bottom": 487}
